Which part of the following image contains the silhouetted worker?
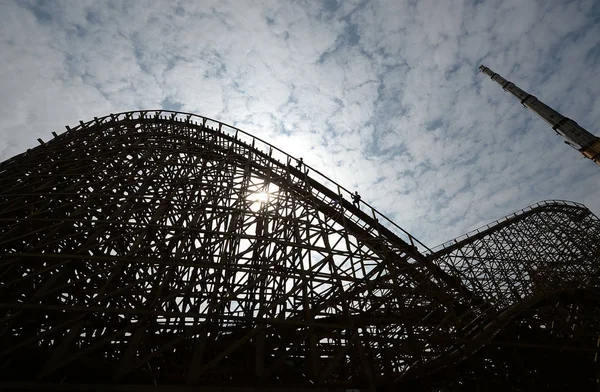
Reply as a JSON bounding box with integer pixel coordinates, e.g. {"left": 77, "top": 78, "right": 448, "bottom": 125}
{"left": 352, "top": 191, "right": 361, "bottom": 209}
{"left": 296, "top": 157, "right": 303, "bottom": 170}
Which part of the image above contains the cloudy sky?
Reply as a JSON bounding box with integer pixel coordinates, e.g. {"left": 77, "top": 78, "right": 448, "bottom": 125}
{"left": 0, "top": 0, "right": 598, "bottom": 246}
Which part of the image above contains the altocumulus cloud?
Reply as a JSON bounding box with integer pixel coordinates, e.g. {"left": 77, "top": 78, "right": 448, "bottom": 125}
{"left": 0, "top": 0, "right": 599, "bottom": 245}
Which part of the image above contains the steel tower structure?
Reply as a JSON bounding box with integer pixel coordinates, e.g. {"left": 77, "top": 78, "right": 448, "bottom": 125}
{"left": 479, "top": 65, "right": 600, "bottom": 165}
{"left": 0, "top": 110, "right": 599, "bottom": 391}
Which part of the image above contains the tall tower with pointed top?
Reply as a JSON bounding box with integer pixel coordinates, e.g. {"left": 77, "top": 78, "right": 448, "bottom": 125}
{"left": 479, "top": 65, "right": 600, "bottom": 165}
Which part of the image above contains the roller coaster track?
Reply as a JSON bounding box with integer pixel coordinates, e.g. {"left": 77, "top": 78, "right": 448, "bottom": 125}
{"left": 0, "top": 111, "right": 599, "bottom": 391}
{"left": 429, "top": 199, "right": 593, "bottom": 258}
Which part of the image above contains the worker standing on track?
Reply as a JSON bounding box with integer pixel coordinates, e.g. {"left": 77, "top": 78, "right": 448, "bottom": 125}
{"left": 352, "top": 191, "right": 361, "bottom": 209}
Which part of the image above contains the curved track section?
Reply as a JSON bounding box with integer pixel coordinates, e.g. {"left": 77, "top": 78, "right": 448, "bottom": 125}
{"left": 0, "top": 111, "right": 599, "bottom": 391}
{"left": 415, "top": 200, "right": 600, "bottom": 390}
{"left": 0, "top": 110, "right": 477, "bottom": 390}
{"left": 431, "top": 200, "right": 600, "bottom": 306}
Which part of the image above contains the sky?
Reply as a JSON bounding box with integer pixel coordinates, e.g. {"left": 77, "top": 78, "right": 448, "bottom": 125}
{"left": 0, "top": 0, "right": 599, "bottom": 247}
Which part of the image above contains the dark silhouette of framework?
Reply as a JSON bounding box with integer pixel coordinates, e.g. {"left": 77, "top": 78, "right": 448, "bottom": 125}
{"left": 0, "top": 111, "right": 599, "bottom": 391}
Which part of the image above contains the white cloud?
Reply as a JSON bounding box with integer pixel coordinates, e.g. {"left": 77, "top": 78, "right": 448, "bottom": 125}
{"left": 0, "top": 0, "right": 599, "bottom": 247}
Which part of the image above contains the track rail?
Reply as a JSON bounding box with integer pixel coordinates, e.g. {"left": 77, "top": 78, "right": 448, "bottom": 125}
{"left": 4, "top": 110, "right": 432, "bottom": 254}
{"left": 428, "top": 199, "right": 592, "bottom": 257}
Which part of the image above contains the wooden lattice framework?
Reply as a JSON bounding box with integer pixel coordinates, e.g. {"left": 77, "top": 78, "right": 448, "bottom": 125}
{"left": 422, "top": 201, "right": 600, "bottom": 390}
{"left": 0, "top": 111, "right": 599, "bottom": 391}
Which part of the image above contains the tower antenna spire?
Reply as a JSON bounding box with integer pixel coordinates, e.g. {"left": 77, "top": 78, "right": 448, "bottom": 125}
{"left": 479, "top": 65, "right": 600, "bottom": 165}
